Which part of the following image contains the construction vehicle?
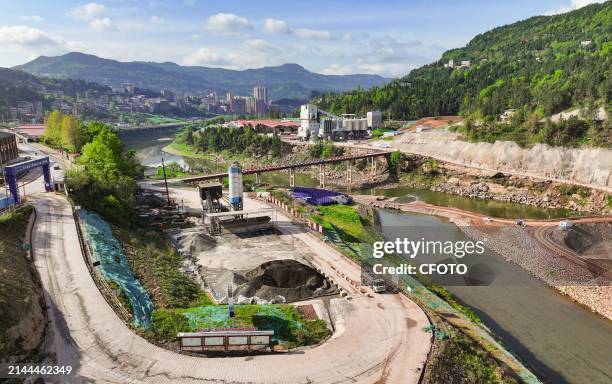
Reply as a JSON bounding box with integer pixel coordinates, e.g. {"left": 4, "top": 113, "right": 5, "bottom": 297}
{"left": 361, "top": 271, "right": 387, "bottom": 293}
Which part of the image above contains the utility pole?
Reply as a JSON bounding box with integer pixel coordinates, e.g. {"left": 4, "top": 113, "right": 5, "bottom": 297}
{"left": 161, "top": 157, "right": 171, "bottom": 206}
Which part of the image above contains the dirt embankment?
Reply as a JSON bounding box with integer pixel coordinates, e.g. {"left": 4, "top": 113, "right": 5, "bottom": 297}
{"left": 461, "top": 224, "right": 612, "bottom": 320}
{"left": 395, "top": 153, "right": 611, "bottom": 214}
{"left": 0, "top": 206, "right": 46, "bottom": 363}
{"left": 395, "top": 132, "right": 612, "bottom": 189}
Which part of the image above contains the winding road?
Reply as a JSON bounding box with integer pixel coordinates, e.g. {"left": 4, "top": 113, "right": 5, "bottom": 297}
{"left": 30, "top": 192, "right": 431, "bottom": 383}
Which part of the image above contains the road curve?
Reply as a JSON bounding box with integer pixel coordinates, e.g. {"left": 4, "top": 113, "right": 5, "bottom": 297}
{"left": 534, "top": 226, "right": 612, "bottom": 279}
{"left": 31, "top": 193, "right": 431, "bottom": 384}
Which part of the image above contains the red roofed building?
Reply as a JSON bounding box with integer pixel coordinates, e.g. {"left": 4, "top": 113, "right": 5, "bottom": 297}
{"left": 15, "top": 124, "right": 46, "bottom": 142}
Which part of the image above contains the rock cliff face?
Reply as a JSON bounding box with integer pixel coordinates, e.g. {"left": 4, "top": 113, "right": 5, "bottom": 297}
{"left": 397, "top": 138, "right": 612, "bottom": 189}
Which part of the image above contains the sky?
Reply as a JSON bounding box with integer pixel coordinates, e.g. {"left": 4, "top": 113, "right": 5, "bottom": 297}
{"left": 0, "top": 0, "right": 606, "bottom": 77}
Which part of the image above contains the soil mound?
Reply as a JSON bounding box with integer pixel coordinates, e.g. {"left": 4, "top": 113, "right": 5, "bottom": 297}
{"left": 234, "top": 260, "right": 338, "bottom": 303}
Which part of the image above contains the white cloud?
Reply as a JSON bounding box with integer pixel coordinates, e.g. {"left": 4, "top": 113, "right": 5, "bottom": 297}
{"left": 68, "top": 2, "right": 114, "bottom": 31}
{"left": 69, "top": 2, "right": 106, "bottom": 20}
{"left": 545, "top": 0, "right": 605, "bottom": 15}
{"left": 294, "top": 28, "right": 331, "bottom": 40}
{"left": 184, "top": 47, "right": 231, "bottom": 66}
{"left": 0, "top": 25, "right": 60, "bottom": 46}
{"left": 184, "top": 39, "right": 285, "bottom": 69}
{"left": 205, "top": 13, "right": 252, "bottom": 33}
{"left": 89, "top": 17, "right": 115, "bottom": 31}
{"left": 263, "top": 18, "right": 291, "bottom": 34}
{"left": 0, "top": 25, "right": 85, "bottom": 59}
{"left": 18, "top": 15, "right": 43, "bottom": 22}
{"left": 150, "top": 15, "right": 165, "bottom": 24}
{"left": 243, "top": 39, "right": 277, "bottom": 51}
{"left": 263, "top": 18, "right": 331, "bottom": 40}
{"left": 321, "top": 64, "right": 353, "bottom": 75}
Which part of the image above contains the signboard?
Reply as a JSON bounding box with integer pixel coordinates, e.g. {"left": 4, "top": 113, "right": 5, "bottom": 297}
{"left": 177, "top": 329, "right": 274, "bottom": 352}
{"left": 4, "top": 157, "right": 50, "bottom": 175}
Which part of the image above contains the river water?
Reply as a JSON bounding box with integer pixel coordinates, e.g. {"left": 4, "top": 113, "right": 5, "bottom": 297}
{"left": 123, "top": 128, "right": 612, "bottom": 384}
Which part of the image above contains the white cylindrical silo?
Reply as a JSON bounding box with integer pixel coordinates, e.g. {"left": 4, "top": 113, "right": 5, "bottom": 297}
{"left": 228, "top": 162, "right": 243, "bottom": 211}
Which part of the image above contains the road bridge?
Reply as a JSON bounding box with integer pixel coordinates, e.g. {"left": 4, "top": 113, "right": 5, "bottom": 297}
{"left": 116, "top": 122, "right": 192, "bottom": 131}
{"left": 176, "top": 150, "right": 392, "bottom": 187}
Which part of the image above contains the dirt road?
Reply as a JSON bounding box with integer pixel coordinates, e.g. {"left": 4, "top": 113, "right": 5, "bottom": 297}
{"left": 30, "top": 190, "right": 431, "bottom": 383}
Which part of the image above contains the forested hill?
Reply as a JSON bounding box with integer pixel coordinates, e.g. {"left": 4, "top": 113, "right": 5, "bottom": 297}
{"left": 0, "top": 67, "right": 110, "bottom": 116}
{"left": 315, "top": 2, "right": 611, "bottom": 122}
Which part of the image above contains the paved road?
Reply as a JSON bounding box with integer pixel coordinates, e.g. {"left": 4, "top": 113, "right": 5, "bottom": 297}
{"left": 30, "top": 191, "right": 431, "bottom": 383}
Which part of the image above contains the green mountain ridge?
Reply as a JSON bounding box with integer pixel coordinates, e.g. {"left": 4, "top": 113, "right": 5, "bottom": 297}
{"left": 13, "top": 52, "right": 389, "bottom": 100}
{"left": 315, "top": 2, "right": 611, "bottom": 146}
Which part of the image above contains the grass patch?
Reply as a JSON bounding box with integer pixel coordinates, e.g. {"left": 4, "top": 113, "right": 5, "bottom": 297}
{"left": 313, "top": 204, "right": 367, "bottom": 241}
{"left": 151, "top": 304, "right": 330, "bottom": 348}
{"left": 151, "top": 162, "right": 189, "bottom": 180}
{"left": 428, "top": 330, "right": 518, "bottom": 384}
{"left": 113, "top": 226, "right": 212, "bottom": 308}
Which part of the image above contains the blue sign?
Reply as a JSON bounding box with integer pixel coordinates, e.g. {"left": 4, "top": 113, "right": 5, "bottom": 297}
{"left": 4, "top": 157, "right": 50, "bottom": 176}
{"left": 4, "top": 156, "right": 52, "bottom": 204}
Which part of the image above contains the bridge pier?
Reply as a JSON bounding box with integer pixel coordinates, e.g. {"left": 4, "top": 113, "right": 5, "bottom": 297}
{"left": 255, "top": 173, "right": 261, "bottom": 184}
{"left": 319, "top": 164, "right": 326, "bottom": 189}
{"left": 289, "top": 168, "right": 295, "bottom": 188}
{"left": 372, "top": 157, "right": 377, "bottom": 173}
{"left": 346, "top": 160, "right": 353, "bottom": 185}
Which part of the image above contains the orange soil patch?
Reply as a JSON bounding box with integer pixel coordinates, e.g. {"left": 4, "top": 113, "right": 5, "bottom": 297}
{"left": 297, "top": 304, "right": 318, "bottom": 320}
{"left": 404, "top": 116, "right": 464, "bottom": 131}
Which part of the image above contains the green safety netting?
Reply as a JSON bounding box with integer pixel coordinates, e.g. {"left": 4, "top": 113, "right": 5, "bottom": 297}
{"left": 78, "top": 209, "right": 154, "bottom": 328}
{"left": 182, "top": 305, "right": 304, "bottom": 344}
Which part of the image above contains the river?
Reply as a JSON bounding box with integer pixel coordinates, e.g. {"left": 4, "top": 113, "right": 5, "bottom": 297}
{"left": 123, "top": 128, "right": 612, "bottom": 384}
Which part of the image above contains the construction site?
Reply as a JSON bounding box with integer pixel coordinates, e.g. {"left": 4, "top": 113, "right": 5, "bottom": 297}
{"left": 131, "top": 161, "right": 356, "bottom": 354}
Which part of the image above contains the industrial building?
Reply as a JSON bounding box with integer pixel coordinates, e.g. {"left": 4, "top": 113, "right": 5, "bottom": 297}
{"left": 298, "top": 104, "right": 382, "bottom": 141}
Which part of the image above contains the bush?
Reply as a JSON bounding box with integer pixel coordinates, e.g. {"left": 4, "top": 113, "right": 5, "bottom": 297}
{"left": 151, "top": 309, "right": 190, "bottom": 341}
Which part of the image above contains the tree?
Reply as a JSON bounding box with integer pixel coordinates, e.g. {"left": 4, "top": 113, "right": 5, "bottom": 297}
{"left": 60, "top": 114, "right": 82, "bottom": 152}
{"left": 43, "top": 110, "right": 63, "bottom": 146}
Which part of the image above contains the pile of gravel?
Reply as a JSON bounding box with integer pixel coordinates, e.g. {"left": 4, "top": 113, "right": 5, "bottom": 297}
{"left": 234, "top": 259, "right": 338, "bottom": 304}
{"left": 178, "top": 231, "right": 217, "bottom": 254}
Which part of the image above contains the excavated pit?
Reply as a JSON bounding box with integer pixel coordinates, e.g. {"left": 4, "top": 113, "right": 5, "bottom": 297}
{"left": 234, "top": 259, "right": 338, "bottom": 304}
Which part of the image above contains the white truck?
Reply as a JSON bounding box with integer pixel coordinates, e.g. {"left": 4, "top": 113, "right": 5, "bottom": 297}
{"left": 362, "top": 271, "right": 387, "bottom": 293}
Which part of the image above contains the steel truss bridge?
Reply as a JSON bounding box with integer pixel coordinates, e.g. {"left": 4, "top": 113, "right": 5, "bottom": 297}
{"left": 175, "top": 150, "right": 391, "bottom": 187}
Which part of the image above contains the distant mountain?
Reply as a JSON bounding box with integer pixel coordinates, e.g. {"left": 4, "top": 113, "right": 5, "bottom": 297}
{"left": 14, "top": 52, "right": 388, "bottom": 100}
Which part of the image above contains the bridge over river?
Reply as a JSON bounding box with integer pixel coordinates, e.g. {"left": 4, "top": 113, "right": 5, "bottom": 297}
{"left": 174, "top": 150, "right": 392, "bottom": 187}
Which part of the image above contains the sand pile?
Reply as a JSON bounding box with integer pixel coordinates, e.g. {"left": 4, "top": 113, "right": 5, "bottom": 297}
{"left": 178, "top": 231, "right": 217, "bottom": 254}
{"left": 234, "top": 259, "right": 338, "bottom": 304}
